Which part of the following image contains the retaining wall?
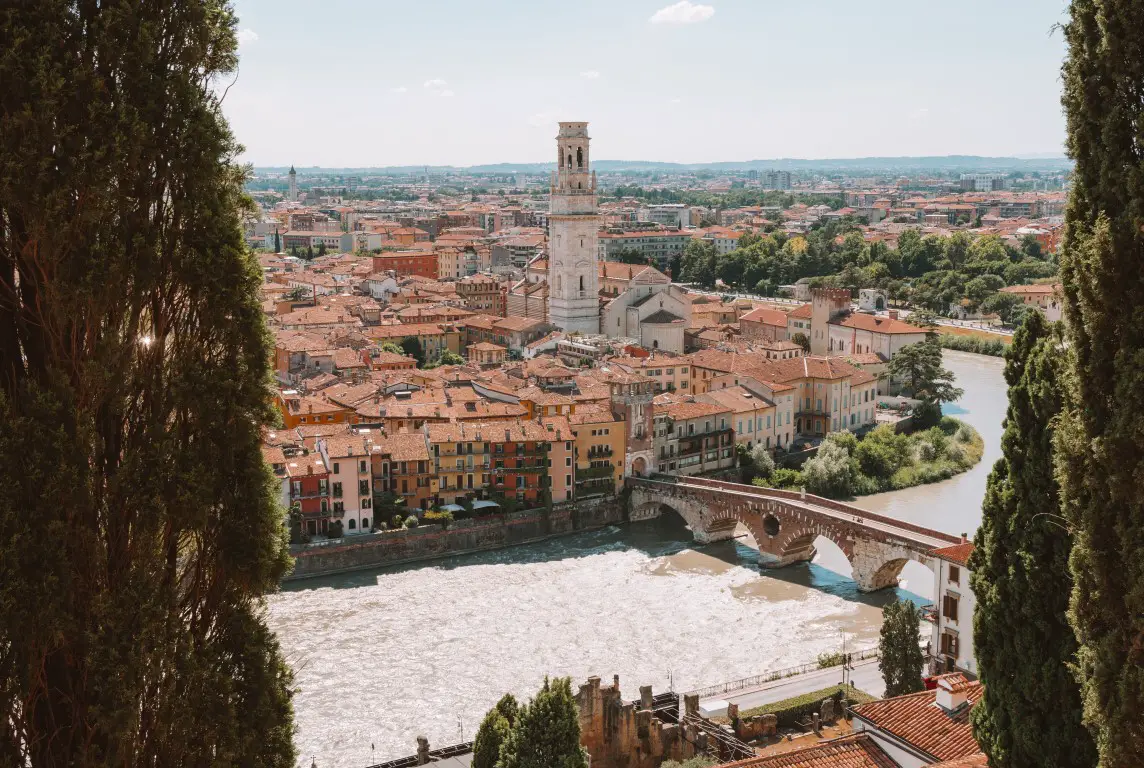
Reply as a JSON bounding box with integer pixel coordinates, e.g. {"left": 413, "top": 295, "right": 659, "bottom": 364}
{"left": 286, "top": 495, "right": 627, "bottom": 580}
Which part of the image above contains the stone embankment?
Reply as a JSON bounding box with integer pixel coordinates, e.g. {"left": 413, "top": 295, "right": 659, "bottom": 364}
{"left": 286, "top": 495, "right": 626, "bottom": 580}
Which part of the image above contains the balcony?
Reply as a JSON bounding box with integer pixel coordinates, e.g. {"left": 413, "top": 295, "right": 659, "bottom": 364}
{"left": 587, "top": 446, "right": 613, "bottom": 458}
{"left": 921, "top": 604, "right": 938, "bottom": 624}
{"left": 577, "top": 465, "right": 615, "bottom": 480}
{"left": 492, "top": 464, "right": 546, "bottom": 474}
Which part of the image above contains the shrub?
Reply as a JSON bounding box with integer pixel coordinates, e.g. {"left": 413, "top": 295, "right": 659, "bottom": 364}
{"left": 423, "top": 510, "right": 453, "bottom": 528}
{"left": 328, "top": 520, "right": 344, "bottom": 538}
{"left": 825, "top": 430, "right": 858, "bottom": 454}
{"left": 956, "top": 424, "right": 974, "bottom": 443}
{"left": 915, "top": 440, "right": 937, "bottom": 462}
{"left": 816, "top": 651, "right": 846, "bottom": 668}
{"left": 769, "top": 468, "right": 804, "bottom": 488}
{"left": 945, "top": 442, "right": 966, "bottom": 463}
{"left": 802, "top": 441, "right": 855, "bottom": 498}
{"left": 403, "top": 515, "right": 419, "bottom": 529}
{"left": 731, "top": 685, "right": 871, "bottom": 728}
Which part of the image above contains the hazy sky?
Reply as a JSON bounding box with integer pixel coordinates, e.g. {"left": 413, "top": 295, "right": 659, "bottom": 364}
{"left": 223, "top": 0, "right": 1070, "bottom": 167}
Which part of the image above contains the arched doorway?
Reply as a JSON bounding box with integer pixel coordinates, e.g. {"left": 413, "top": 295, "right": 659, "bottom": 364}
{"left": 875, "top": 296, "right": 885, "bottom": 311}
{"left": 631, "top": 456, "right": 647, "bottom": 477}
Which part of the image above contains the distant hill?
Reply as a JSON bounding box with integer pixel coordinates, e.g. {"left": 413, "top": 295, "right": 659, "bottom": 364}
{"left": 256, "top": 155, "right": 1073, "bottom": 176}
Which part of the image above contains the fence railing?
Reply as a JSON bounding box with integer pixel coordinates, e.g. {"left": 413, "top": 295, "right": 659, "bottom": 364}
{"left": 683, "top": 646, "right": 879, "bottom": 699}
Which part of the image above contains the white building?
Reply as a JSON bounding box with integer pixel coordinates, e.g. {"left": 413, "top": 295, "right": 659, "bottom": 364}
{"left": 318, "top": 434, "right": 374, "bottom": 535}
{"left": 547, "top": 122, "right": 601, "bottom": 334}
{"left": 927, "top": 540, "right": 977, "bottom": 677}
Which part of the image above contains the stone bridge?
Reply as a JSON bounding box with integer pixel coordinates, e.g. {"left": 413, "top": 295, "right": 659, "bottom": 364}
{"left": 627, "top": 476, "right": 961, "bottom": 592}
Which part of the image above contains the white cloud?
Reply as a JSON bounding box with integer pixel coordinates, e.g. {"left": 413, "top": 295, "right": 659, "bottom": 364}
{"left": 423, "top": 78, "right": 448, "bottom": 90}
{"left": 580, "top": 70, "right": 601, "bottom": 79}
{"left": 391, "top": 86, "right": 408, "bottom": 94}
{"left": 669, "top": 98, "right": 683, "bottom": 104}
{"left": 440, "top": 89, "right": 455, "bottom": 98}
{"left": 908, "top": 107, "right": 930, "bottom": 122}
{"left": 649, "top": 1, "right": 715, "bottom": 25}
{"left": 236, "top": 28, "right": 259, "bottom": 45}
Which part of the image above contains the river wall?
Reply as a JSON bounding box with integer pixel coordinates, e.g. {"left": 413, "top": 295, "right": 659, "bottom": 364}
{"left": 286, "top": 494, "right": 627, "bottom": 580}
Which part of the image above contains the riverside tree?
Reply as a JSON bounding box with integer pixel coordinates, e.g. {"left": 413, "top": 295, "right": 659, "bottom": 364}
{"left": 0, "top": 2, "right": 295, "bottom": 765}
{"left": 498, "top": 677, "right": 588, "bottom": 768}
{"left": 888, "top": 340, "right": 963, "bottom": 427}
{"left": 1057, "top": 1, "right": 1144, "bottom": 763}
{"left": 969, "top": 312, "right": 1094, "bottom": 768}
{"left": 473, "top": 694, "right": 519, "bottom": 768}
{"left": 878, "top": 600, "right": 925, "bottom": 698}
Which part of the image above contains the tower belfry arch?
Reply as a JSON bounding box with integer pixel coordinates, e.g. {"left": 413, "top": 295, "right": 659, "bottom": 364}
{"left": 547, "top": 122, "right": 601, "bottom": 334}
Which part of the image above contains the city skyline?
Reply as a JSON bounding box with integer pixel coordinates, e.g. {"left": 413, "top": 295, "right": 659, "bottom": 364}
{"left": 225, "top": 0, "right": 1070, "bottom": 167}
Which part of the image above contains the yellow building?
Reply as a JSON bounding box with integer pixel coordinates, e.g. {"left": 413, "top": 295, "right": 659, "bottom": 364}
{"left": 568, "top": 405, "right": 626, "bottom": 498}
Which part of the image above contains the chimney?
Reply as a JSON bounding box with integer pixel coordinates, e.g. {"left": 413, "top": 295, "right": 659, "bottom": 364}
{"left": 888, "top": 309, "right": 899, "bottom": 320}
{"left": 960, "top": 532, "right": 968, "bottom": 543}
{"left": 935, "top": 676, "right": 970, "bottom": 715}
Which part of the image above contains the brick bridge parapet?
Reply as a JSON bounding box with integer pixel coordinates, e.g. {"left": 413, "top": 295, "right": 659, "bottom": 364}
{"left": 627, "top": 476, "right": 960, "bottom": 592}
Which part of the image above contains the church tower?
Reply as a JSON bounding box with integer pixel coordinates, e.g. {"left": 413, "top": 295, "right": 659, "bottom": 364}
{"left": 288, "top": 165, "right": 298, "bottom": 202}
{"left": 547, "top": 122, "right": 601, "bottom": 334}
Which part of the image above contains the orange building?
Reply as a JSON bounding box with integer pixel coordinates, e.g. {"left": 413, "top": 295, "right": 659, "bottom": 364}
{"left": 275, "top": 390, "right": 357, "bottom": 429}
{"left": 371, "top": 249, "right": 437, "bottom": 279}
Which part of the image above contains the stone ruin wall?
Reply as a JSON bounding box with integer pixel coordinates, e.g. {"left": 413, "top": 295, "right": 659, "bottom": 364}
{"left": 576, "top": 675, "right": 700, "bottom": 768}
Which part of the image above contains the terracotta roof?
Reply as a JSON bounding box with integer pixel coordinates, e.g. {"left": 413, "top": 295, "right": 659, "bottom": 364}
{"left": 371, "top": 433, "right": 430, "bottom": 462}
{"left": 928, "top": 754, "right": 988, "bottom": 768}
{"left": 850, "top": 678, "right": 983, "bottom": 762}
{"left": 740, "top": 307, "right": 789, "bottom": 326}
{"left": 1000, "top": 283, "right": 1061, "bottom": 295}
{"left": 831, "top": 312, "right": 927, "bottom": 335}
{"left": 657, "top": 400, "right": 731, "bottom": 421}
{"left": 788, "top": 303, "right": 813, "bottom": 319}
{"left": 716, "top": 733, "right": 896, "bottom": 768}
{"left": 931, "top": 541, "right": 974, "bottom": 566}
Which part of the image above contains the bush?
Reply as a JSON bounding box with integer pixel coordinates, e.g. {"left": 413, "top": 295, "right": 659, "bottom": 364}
{"left": 403, "top": 515, "right": 419, "bottom": 529}
{"left": 937, "top": 333, "right": 1007, "bottom": 357}
{"left": 816, "top": 651, "right": 846, "bottom": 668}
{"left": 825, "top": 430, "right": 858, "bottom": 454}
{"left": 956, "top": 424, "right": 974, "bottom": 443}
{"left": 802, "top": 441, "right": 855, "bottom": 498}
{"left": 915, "top": 440, "right": 937, "bottom": 462}
{"left": 423, "top": 510, "right": 453, "bottom": 528}
{"left": 756, "top": 468, "right": 803, "bottom": 490}
{"left": 731, "top": 685, "right": 868, "bottom": 729}
{"left": 328, "top": 520, "right": 344, "bottom": 538}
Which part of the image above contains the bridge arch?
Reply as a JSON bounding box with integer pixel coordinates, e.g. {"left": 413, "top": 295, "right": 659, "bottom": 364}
{"left": 627, "top": 477, "right": 957, "bottom": 593}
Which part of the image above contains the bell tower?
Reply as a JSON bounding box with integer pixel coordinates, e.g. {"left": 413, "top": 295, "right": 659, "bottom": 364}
{"left": 547, "top": 122, "right": 601, "bottom": 334}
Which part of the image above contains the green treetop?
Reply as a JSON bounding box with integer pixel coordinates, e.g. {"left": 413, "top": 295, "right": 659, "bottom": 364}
{"left": 0, "top": 1, "right": 295, "bottom": 764}
{"left": 497, "top": 677, "right": 588, "bottom": 768}
{"left": 878, "top": 600, "right": 925, "bottom": 698}
{"left": 969, "top": 311, "right": 1094, "bottom": 768}
{"left": 1057, "top": 1, "right": 1144, "bottom": 763}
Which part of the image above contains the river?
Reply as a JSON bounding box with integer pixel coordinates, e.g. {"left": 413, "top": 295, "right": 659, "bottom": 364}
{"left": 268, "top": 350, "right": 1005, "bottom": 767}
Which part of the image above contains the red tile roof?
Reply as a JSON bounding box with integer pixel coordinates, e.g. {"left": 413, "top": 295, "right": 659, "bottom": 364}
{"left": 788, "top": 303, "right": 813, "bottom": 319}
{"left": 928, "top": 754, "right": 988, "bottom": 767}
{"left": 716, "top": 734, "right": 897, "bottom": 768}
{"left": 931, "top": 541, "right": 974, "bottom": 566}
{"left": 831, "top": 312, "right": 927, "bottom": 335}
{"left": 850, "top": 680, "right": 983, "bottom": 762}
{"left": 740, "top": 307, "right": 789, "bottom": 327}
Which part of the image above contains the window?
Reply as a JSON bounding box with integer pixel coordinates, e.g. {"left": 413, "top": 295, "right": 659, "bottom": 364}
{"left": 362, "top": 498, "right": 371, "bottom": 509}
{"left": 348, "top": 519, "right": 356, "bottom": 530}
{"left": 359, "top": 480, "right": 369, "bottom": 496}
{"left": 321, "top": 500, "right": 328, "bottom": 514}
{"left": 943, "top": 593, "right": 960, "bottom": 623}
{"left": 333, "top": 462, "right": 340, "bottom": 474}
{"left": 362, "top": 517, "right": 369, "bottom": 529}
{"left": 940, "top": 630, "right": 960, "bottom": 657}
{"left": 948, "top": 565, "right": 961, "bottom": 585}
{"left": 332, "top": 482, "right": 343, "bottom": 498}
{"left": 360, "top": 460, "right": 367, "bottom": 473}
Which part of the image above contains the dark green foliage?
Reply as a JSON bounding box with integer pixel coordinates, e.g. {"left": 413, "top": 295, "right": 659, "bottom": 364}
{"left": 791, "top": 332, "right": 810, "bottom": 352}
{"left": 400, "top": 336, "right": 426, "bottom": 366}
{"left": 879, "top": 600, "right": 925, "bottom": 697}
{"left": 730, "top": 684, "right": 875, "bottom": 727}
{"left": 1057, "top": 2, "right": 1144, "bottom": 763}
{"left": 937, "top": 333, "right": 1008, "bottom": 357}
{"left": 473, "top": 694, "right": 519, "bottom": 768}
{"left": 0, "top": 1, "right": 295, "bottom": 765}
{"left": 969, "top": 312, "right": 1094, "bottom": 767}
{"left": 273, "top": 228, "right": 281, "bottom": 253}
{"left": 888, "top": 340, "right": 964, "bottom": 410}
{"left": 497, "top": 677, "right": 588, "bottom": 768}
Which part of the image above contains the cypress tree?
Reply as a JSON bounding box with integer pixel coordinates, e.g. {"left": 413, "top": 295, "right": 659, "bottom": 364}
{"left": 0, "top": 2, "right": 294, "bottom": 765}
{"left": 969, "top": 312, "right": 1094, "bottom": 768}
{"left": 473, "top": 694, "right": 519, "bottom": 768}
{"left": 1058, "top": 2, "right": 1144, "bottom": 764}
{"left": 878, "top": 600, "right": 925, "bottom": 698}
{"left": 498, "top": 677, "right": 588, "bottom": 768}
